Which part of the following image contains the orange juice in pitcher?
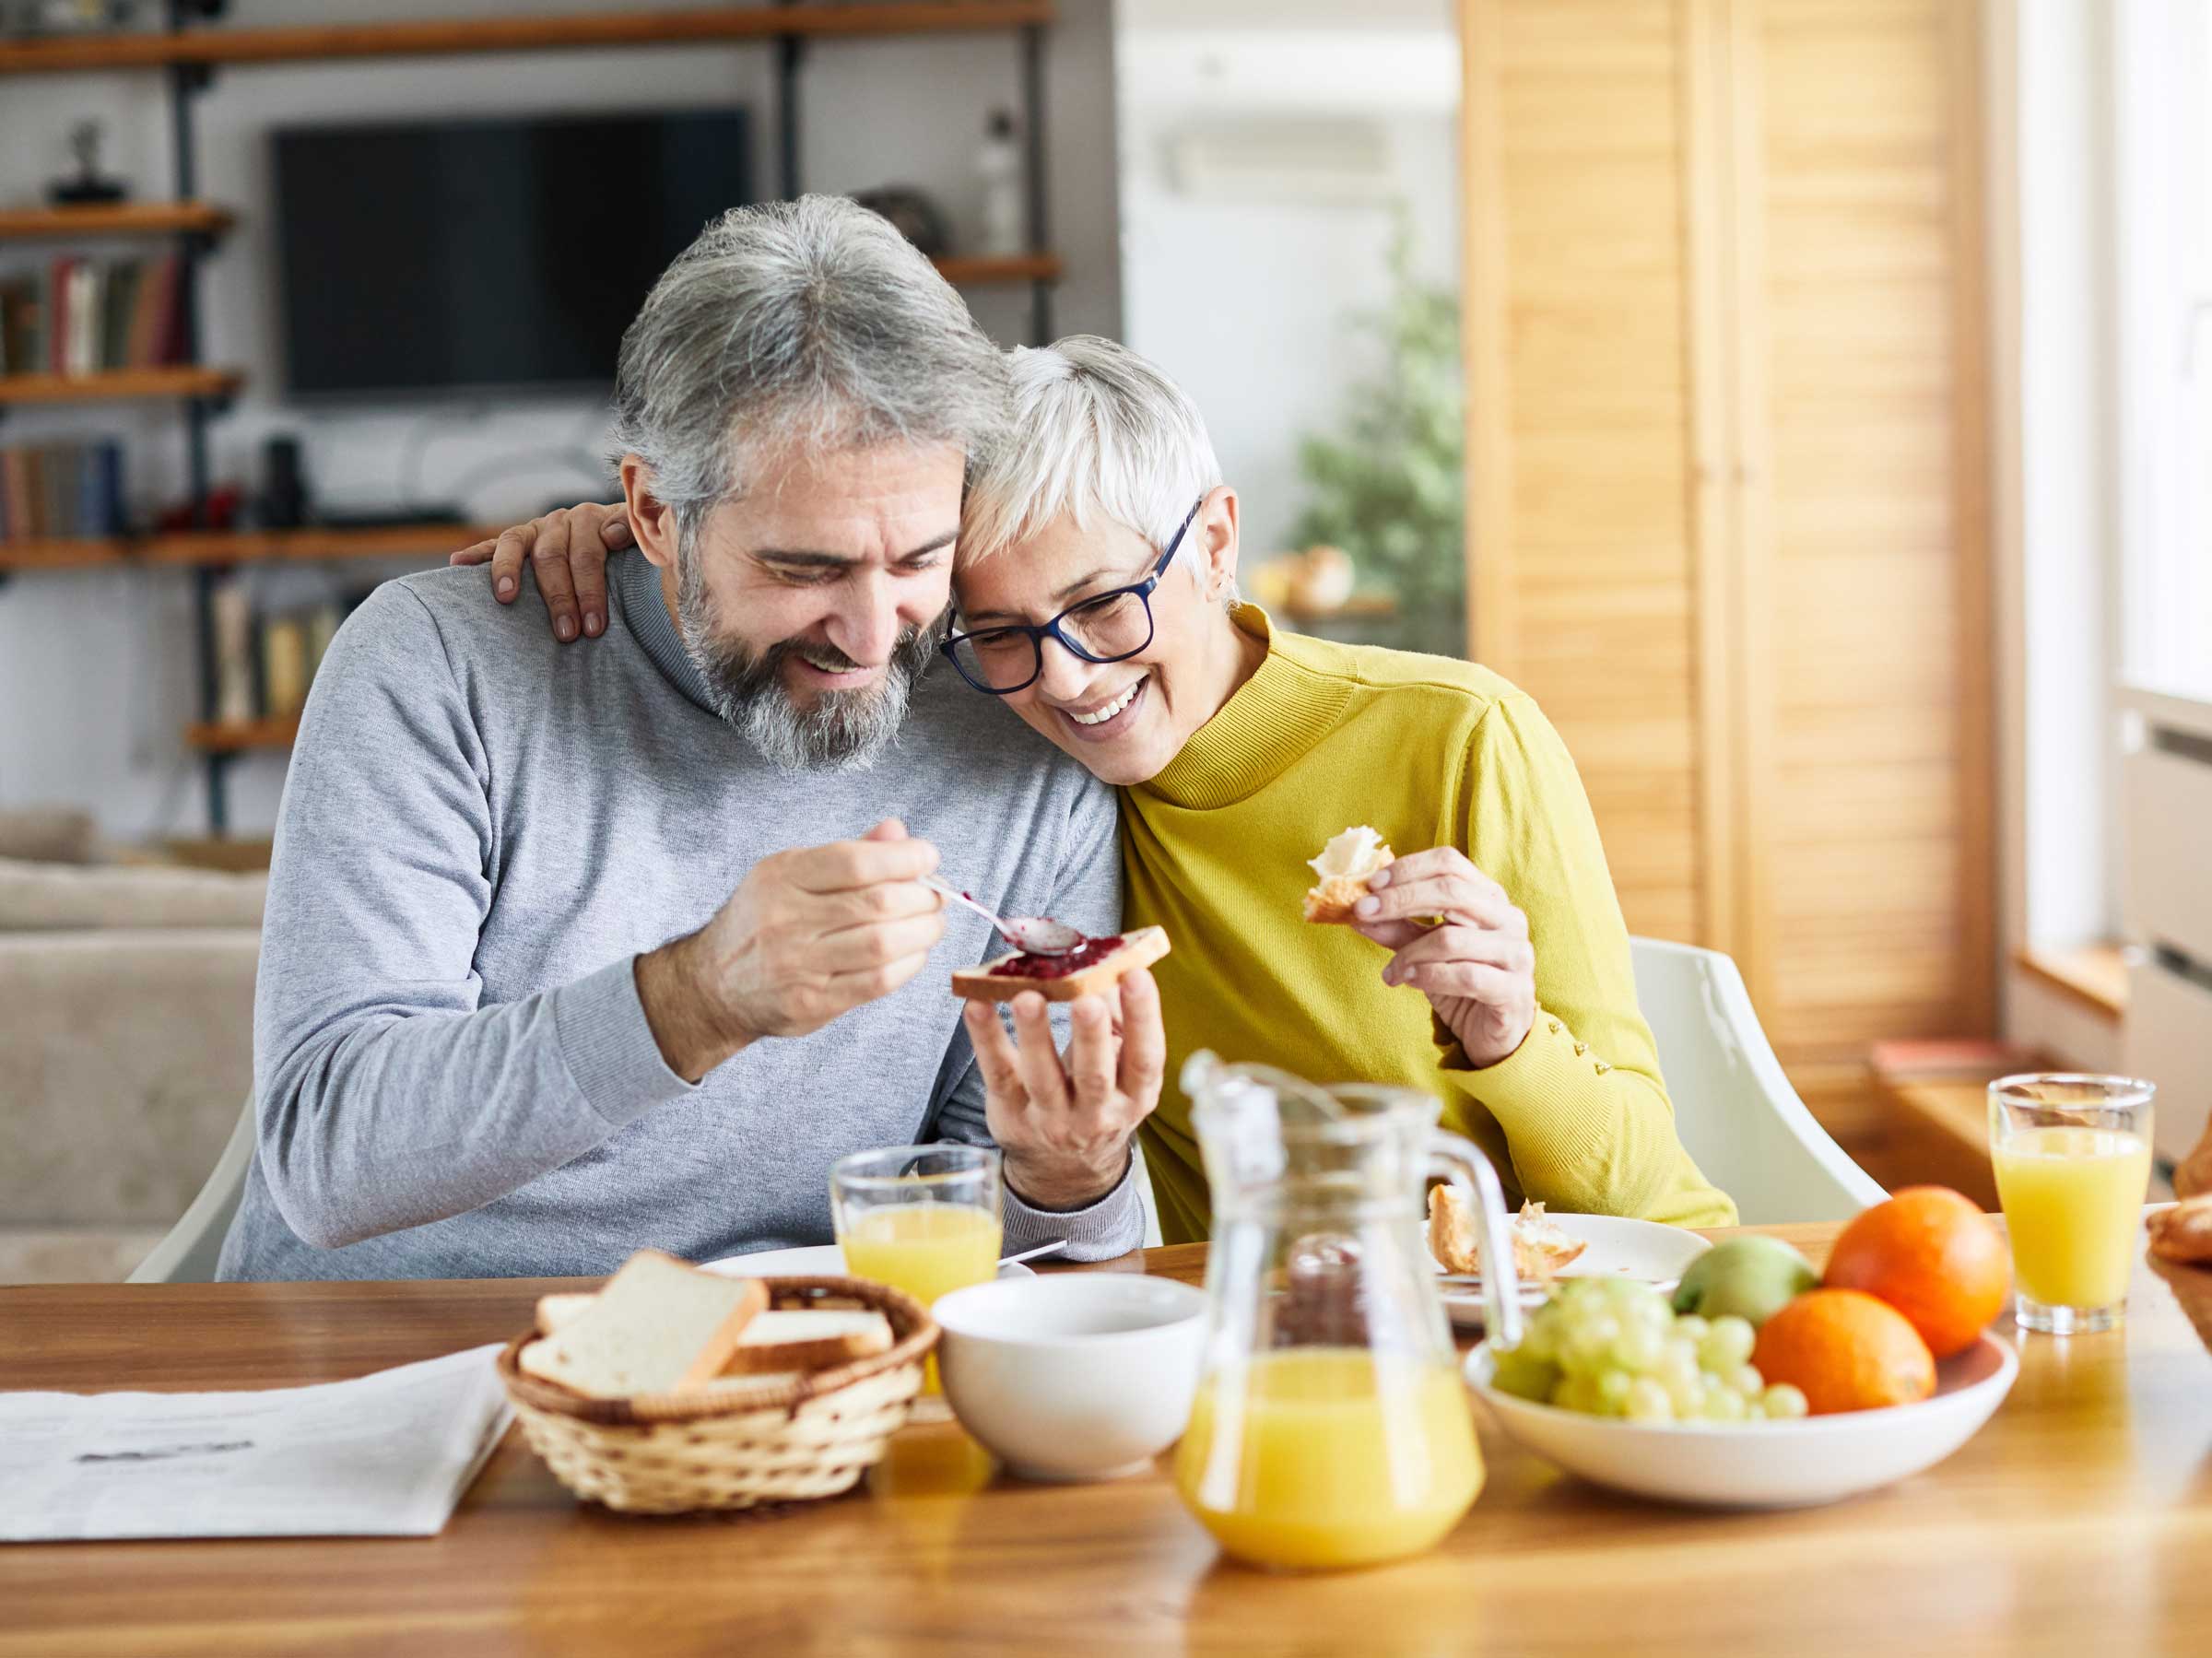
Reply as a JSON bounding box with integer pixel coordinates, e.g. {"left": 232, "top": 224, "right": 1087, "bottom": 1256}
{"left": 1172, "top": 1053, "right": 1522, "bottom": 1571}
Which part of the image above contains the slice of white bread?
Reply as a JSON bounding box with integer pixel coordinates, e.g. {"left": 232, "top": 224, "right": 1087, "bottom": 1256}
{"left": 535, "top": 1293, "right": 893, "bottom": 1375}
{"left": 950, "top": 924, "right": 1171, "bottom": 1004}
{"left": 1303, "top": 826, "right": 1394, "bottom": 923}
{"left": 517, "top": 1250, "right": 768, "bottom": 1398}
{"left": 718, "top": 1310, "right": 895, "bottom": 1374}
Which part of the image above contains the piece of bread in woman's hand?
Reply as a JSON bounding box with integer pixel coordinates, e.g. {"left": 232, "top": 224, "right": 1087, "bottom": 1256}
{"left": 1303, "top": 825, "right": 1394, "bottom": 923}
{"left": 1426, "top": 1184, "right": 1586, "bottom": 1284}
{"left": 950, "top": 925, "right": 1171, "bottom": 1004}
{"left": 2147, "top": 1194, "right": 2212, "bottom": 1265}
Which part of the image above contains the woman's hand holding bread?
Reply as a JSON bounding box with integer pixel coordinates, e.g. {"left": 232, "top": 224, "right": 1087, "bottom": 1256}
{"left": 1347, "top": 846, "right": 1537, "bottom": 1069}
{"left": 962, "top": 969, "right": 1166, "bottom": 1212}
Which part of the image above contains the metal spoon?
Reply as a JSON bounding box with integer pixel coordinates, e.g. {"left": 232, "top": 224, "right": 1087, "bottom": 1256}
{"left": 924, "top": 875, "right": 1083, "bottom": 956}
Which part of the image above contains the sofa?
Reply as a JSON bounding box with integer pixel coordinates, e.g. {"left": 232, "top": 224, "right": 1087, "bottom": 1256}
{"left": 0, "top": 809, "right": 263, "bottom": 1284}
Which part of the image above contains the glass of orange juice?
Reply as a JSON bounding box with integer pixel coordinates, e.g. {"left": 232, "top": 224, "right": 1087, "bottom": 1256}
{"left": 1988, "top": 1074, "right": 2155, "bottom": 1335}
{"left": 831, "top": 1145, "right": 1003, "bottom": 1390}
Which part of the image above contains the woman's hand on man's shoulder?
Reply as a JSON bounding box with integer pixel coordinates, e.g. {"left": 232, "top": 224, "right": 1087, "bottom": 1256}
{"left": 450, "top": 501, "right": 634, "bottom": 643}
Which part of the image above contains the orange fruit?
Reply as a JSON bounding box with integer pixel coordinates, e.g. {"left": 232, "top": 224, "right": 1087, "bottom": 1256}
{"left": 1751, "top": 1289, "right": 1936, "bottom": 1415}
{"left": 1822, "top": 1186, "right": 2009, "bottom": 1358}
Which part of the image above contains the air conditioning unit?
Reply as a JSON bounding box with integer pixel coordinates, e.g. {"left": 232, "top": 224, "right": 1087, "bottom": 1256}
{"left": 2120, "top": 688, "right": 2212, "bottom": 1166}
{"left": 1165, "top": 120, "right": 1394, "bottom": 206}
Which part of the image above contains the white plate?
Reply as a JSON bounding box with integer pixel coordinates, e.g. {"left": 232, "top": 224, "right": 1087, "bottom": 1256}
{"left": 1465, "top": 1331, "right": 2018, "bottom": 1508}
{"left": 1436, "top": 1215, "right": 1711, "bottom": 1326}
{"left": 700, "top": 1243, "right": 1036, "bottom": 1281}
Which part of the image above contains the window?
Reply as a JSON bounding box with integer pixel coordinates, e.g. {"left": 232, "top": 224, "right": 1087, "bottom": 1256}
{"left": 2114, "top": 0, "right": 2212, "bottom": 702}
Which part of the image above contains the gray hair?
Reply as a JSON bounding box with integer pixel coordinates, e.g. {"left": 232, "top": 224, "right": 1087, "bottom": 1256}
{"left": 612, "top": 194, "right": 1007, "bottom": 552}
{"left": 959, "top": 335, "right": 1224, "bottom": 573}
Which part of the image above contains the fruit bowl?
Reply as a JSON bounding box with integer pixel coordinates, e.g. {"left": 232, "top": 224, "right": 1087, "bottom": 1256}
{"left": 1465, "top": 1332, "right": 2018, "bottom": 1509}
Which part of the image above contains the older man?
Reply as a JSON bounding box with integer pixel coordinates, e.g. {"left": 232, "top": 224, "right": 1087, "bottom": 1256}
{"left": 218, "top": 198, "right": 1157, "bottom": 1280}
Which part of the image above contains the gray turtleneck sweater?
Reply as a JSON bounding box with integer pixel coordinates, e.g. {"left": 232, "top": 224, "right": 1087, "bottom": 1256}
{"left": 218, "top": 552, "right": 1136, "bottom": 1281}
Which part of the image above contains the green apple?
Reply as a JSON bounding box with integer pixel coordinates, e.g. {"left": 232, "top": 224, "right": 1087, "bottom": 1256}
{"left": 1671, "top": 1237, "right": 1819, "bottom": 1327}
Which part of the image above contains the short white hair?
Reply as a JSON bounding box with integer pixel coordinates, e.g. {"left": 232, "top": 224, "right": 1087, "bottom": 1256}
{"left": 959, "top": 335, "right": 1222, "bottom": 567}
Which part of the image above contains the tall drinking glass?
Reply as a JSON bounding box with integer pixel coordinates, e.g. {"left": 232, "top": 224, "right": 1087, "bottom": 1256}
{"left": 831, "top": 1145, "right": 1004, "bottom": 1392}
{"left": 1988, "top": 1074, "right": 2155, "bottom": 1334}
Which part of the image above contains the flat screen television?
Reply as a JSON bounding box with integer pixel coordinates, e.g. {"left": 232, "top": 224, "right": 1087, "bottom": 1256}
{"left": 273, "top": 110, "right": 753, "bottom": 398}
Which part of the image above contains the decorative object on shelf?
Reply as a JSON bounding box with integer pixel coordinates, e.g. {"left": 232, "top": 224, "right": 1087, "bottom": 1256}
{"left": 46, "top": 117, "right": 128, "bottom": 205}
{"left": 1288, "top": 218, "right": 1465, "bottom": 660}
{"left": 257, "top": 434, "right": 309, "bottom": 531}
{"left": 154, "top": 482, "right": 242, "bottom": 532}
{"left": 976, "top": 109, "right": 1023, "bottom": 257}
{"left": 851, "top": 186, "right": 949, "bottom": 259}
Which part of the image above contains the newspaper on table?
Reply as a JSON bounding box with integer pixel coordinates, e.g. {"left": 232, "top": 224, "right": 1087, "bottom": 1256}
{"left": 0, "top": 1344, "right": 512, "bottom": 1540}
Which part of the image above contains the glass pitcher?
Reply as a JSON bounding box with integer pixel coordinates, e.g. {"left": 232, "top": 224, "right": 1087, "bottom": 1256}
{"left": 1171, "top": 1052, "right": 1523, "bottom": 1571}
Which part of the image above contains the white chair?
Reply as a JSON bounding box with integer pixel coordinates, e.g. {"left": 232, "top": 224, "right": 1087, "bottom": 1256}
{"left": 1630, "top": 936, "right": 1885, "bottom": 1224}
{"left": 1125, "top": 938, "right": 1877, "bottom": 1242}
{"left": 129, "top": 1099, "right": 254, "bottom": 1285}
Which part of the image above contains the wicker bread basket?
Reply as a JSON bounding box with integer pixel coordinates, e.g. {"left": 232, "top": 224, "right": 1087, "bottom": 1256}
{"left": 497, "top": 1275, "right": 936, "bottom": 1514}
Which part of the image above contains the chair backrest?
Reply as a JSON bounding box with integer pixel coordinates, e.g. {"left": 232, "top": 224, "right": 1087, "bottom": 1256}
{"left": 128, "top": 1099, "right": 254, "bottom": 1284}
{"left": 1630, "top": 936, "right": 1886, "bottom": 1225}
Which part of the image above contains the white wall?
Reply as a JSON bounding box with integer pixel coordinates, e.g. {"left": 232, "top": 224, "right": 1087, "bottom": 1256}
{"left": 0, "top": 0, "right": 1121, "bottom": 840}
{"left": 1114, "top": 11, "right": 1458, "bottom": 560}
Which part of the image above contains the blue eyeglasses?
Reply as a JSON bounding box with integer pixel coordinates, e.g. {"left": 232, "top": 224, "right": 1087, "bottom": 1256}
{"left": 942, "top": 498, "right": 1205, "bottom": 695}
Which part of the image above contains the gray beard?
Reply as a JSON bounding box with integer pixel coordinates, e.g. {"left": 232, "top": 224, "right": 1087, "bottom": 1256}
{"left": 675, "top": 550, "right": 942, "bottom": 773}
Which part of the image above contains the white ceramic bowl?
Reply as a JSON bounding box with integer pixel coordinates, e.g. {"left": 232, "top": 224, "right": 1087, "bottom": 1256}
{"left": 932, "top": 1275, "right": 1206, "bottom": 1483}
{"left": 1465, "top": 1332, "right": 2018, "bottom": 1508}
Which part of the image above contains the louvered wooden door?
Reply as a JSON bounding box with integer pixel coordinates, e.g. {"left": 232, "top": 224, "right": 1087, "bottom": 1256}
{"left": 1461, "top": 0, "right": 1994, "bottom": 1104}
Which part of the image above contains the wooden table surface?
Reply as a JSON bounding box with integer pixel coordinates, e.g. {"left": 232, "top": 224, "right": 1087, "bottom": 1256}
{"left": 4, "top": 1222, "right": 2209, "bottom": 1657}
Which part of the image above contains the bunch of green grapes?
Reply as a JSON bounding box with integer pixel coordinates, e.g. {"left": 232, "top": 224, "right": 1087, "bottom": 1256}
{"left": 1489, "top": 1278, "right": 1808, "bottom": 1423}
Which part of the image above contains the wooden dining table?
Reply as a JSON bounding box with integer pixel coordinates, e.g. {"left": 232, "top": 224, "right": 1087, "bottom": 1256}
{"left": 4, "top": 1219, "right": 2209, "bottom": 1656}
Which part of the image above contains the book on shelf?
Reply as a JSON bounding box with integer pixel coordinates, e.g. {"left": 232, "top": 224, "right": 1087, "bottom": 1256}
{"left": 0, "top": 438, "right": 126, "bottom": 542}
{"left": 211, "top": 577, "right": 256, "bottom": 727}
{"left": 262, "top": 614, "right": 309, "bottom": 720}
{"left": 0, "top": 253, "right": 186, "bottom": 379}
{"left": 205, "top": 579, "right": 358, "bottom": 735}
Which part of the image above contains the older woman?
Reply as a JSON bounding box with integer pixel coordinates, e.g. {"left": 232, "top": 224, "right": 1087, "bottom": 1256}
{"left": 465, "top": 336, "right": 1734, "bottom": 1241}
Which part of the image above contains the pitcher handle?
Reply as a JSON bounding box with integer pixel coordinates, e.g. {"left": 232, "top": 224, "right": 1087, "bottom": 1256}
{"left": 1429, "top": 1132, "right": 1524, "bottom": 1349}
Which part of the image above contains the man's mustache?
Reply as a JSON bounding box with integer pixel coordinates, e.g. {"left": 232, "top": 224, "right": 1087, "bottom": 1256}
{"left": 764, "top": 612, "right": 950, "bottom": 679}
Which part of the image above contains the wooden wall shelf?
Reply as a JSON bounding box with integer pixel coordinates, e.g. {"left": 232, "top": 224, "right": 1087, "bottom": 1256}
{"left": 2014, "top": 943, "right": 2131, "bottom": 1023}
{"left": 0, "top": 367, "right": 242, "bottom": 405}
{"left": 0, "top": 3, "right": 1054, "bottom": 76}
{"left": 0, "top": 522, "right": 496, "bottom": 571}
{"left": 0, "top": 536, "right": 133, "bottom": 570}
{"left": 0, "top": 201, "right": 233, "bottom": 241}
{"left": 184, "top": 714, "right": 300, "bottom": 754}
{"left": 140, "top": 523, "right": 500, "bottom": 567}
{"left": 933, "top": 253, "right": 1064, "bottom": 286}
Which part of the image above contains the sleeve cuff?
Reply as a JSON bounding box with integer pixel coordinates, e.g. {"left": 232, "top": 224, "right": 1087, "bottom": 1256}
{"left": 1433, "top": 1007, "right": 1628, "bottom": 1184}
{"left": 1433, "top": 1006, "right": 1614, "bottom": 1146}
{"left": 1002, "top": 1154, "right": 1144, "bottom": 1262}
{"left": 552, "top": 956, "right": 698, "bottom": 1129}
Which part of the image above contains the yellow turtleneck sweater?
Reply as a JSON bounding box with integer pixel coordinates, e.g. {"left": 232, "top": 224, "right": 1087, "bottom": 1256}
{"left": 1123, "top": 606, "right": 1735, "bottom": 1241}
